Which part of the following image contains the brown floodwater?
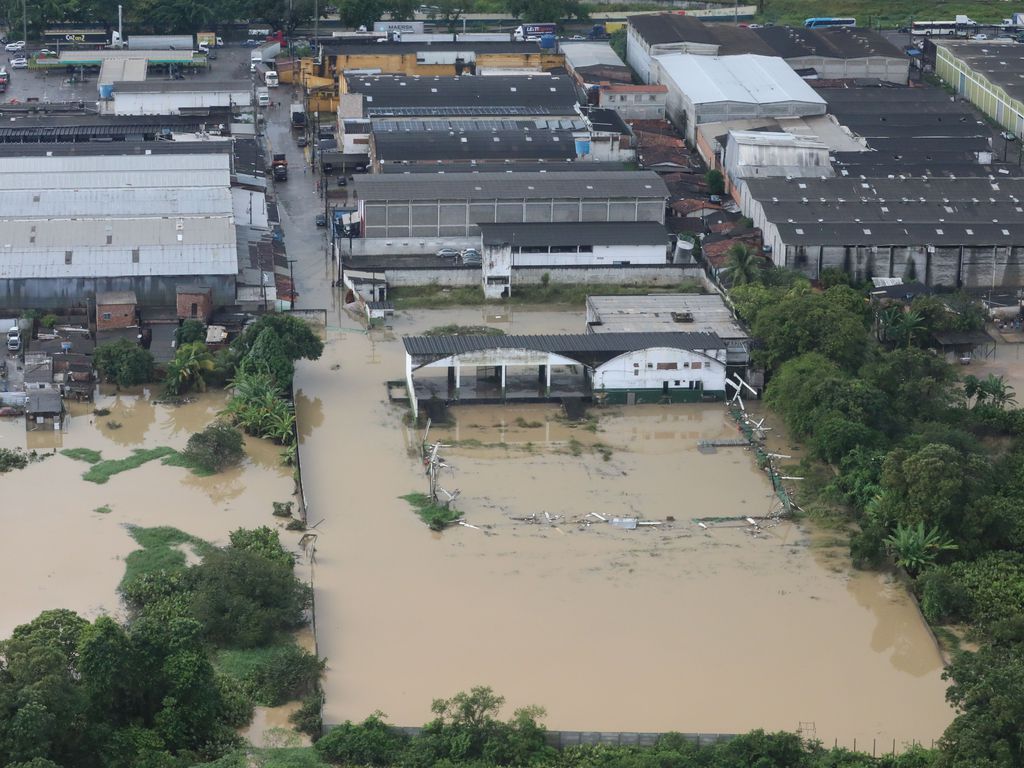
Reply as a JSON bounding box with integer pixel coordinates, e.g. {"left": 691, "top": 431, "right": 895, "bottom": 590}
{"left": 294, "top": 307, "right": 953, "bottom": 750}
{"left": 0, "top": 390, "right": 296, "bottom": 638}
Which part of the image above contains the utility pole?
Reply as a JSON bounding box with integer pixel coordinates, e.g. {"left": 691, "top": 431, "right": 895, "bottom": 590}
{"left": 287, "top": 258, "right": 298, "bottom": 308}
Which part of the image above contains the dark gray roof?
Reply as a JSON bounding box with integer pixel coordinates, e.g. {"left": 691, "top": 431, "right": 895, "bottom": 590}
{"left": 585, "top": 107, "right": 629, "bottom": 135}
{"left": 25, "top": 391, "right": 63, "bottom": 414}
{"left": 378, "top": 160, "right": 631, "bottom": 173}
{"left": 749, "top": 176, "right": 1024, "bottom": 245}
{"left": 479, "top": 221, "right": 668, "bottom": 246}
{"left": 627, "top": 13, "right": 902, "bottom": 59}
{"left": 404, "top": 331, "right": 723, "bottom": 358}
{"left": 374, "top": 129, "right": 577, "bottom": 162}
{"left": 937, "top": 41, "right": 1024, "bottom": 103}
{"left": 356, "top": 170, "right": 669, "bottom": 200}
{"left": 0, "top": 112, "right": 232, "bottom": 142}
{"left": 372, "top": 117, "right": 586, "bottom": 132}
{"left": 344, "top": 74, "right": 579, "bottom": 116}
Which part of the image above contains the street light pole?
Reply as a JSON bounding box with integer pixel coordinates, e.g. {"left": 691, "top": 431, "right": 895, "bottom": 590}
{"left": 22, "top": 0, "right": 27, "bottom": 46}
{"left": 287, "top": 258, "right": 298, "bottom": 309}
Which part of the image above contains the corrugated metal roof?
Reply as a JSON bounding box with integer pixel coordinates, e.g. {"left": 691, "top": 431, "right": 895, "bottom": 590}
{"left": 560, "top": 41, "right": 627, "bottom": 70}
{"left": 99, "top": 57, "right": 149, "bottom": 84}
{"left": 114, "top": 80, "right": 252, "bottom": 93}
{"left": 479, "top": 221, "right": 669, "bottom": 246}
{"left": 0, "top": 153, "right": 230, "bottom": 174}
{"left": 0, "top": 187, "right": 233, "bottom": 218}
{"left": 357, "top": 170, "right": 669, "bottom": 201}
{"left": 655, "top": 54, "right": 827, "bottom": 107}
{"left": 404, "top": 331, "right": 723, "bottom": 357}
{"left": 6, "top": 170, "right": 229, "bottom": 190}
{"left": 1, "top": 216, "right": 235, "bottom": 248}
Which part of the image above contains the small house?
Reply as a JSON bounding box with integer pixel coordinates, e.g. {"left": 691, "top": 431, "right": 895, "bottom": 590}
{"left": 25, "top": 390, "right": 64, "bottom": 431}
{"left": 96, "top": 291, "right": 138, "bottom": 331}
{"left": 177, "top": 285, "right": 213, "bottom": 322}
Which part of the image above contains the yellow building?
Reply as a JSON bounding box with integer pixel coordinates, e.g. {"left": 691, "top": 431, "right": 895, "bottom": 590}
{"left": 325, "top": 41, "right": 563, "bottom": 78}
{"left": 935, "top": 40, "right": 1024, "bottom": 135}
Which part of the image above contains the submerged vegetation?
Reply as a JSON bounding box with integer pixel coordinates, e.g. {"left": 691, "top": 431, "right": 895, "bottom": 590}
{"left": 401, "top": 491, "right": 462, "bottom": 531}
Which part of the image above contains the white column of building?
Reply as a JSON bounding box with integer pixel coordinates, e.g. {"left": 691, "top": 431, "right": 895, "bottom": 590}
{"left": 545, "top": 360, "right": 551, "bottom": 394}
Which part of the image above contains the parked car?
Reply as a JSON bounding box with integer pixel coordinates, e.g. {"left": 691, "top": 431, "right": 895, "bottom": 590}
{"left": 461, "top": 248, "right": 482, "bottom": 265}
{"left": 4, "top": 40, "right": 25, "bottom": 52}
{"left": 9, "top": 57, "right": 27, "bottom": 69}
{"left": 6, "top": 327, "right": 21, "bottom": 353}
{"left": 242, "top": 39, "right": 260, "bottom": 47}
{"left": 973, "top": 33, "right": 989, "bottom": 40}
{"left": 315, "top": 213, "right": 327, "bottom": 227}
{"left": 336, "top": 175, "right": 347, "bottom": 187}
{"left": 38, "top": 48, "right": 57, "bottom": 56}
{"left": 436, "top": 247, "right": 461, "bottom": 259}
{"left": 296, "top": 135, "right": 308, "bottom": 147}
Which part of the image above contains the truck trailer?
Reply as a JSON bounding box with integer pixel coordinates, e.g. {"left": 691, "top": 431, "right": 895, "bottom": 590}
{"left": 513, "top": 23, "right": 557, "bottom": 41}
{"left": 251, "top": 41, "right": 281, "bottom": 65}
{"left": 43, "top": 27, "right": 112, "bottom": 47}
{"left": 290, "top": 103, "right": 306, "bottom": 129}
{"left": 126, "top": 34, "right": 194, "bottom": 50}
{"left": 197, "top": 31, "right": 224, "bottom": 47}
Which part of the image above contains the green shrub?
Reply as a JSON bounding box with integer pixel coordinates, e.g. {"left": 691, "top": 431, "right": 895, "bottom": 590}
{"left": 41, "top": 313, "right": 59, "bottom": 329}
{"left": 175, "top": 319, "right": 207, "bottom": 346}
{"left": 290, "top": 691, "right": 324, "bottom": 740}
{"left": 183, "top": 422, "right": 245, "bottom": 473}
{"left": 217, "top": 643, "right": 324, "bottom": 706}
{"left": 704, "top": 169, "right": 725, "bottom": 196}
{"left": 315, "top": 713, "right": 407, "bottom": 766}
{"left": 93, "top": 339, "right": 154, "bottom": 388}
{"left": 918, "top": 568, "right": 972, "bottom": 624}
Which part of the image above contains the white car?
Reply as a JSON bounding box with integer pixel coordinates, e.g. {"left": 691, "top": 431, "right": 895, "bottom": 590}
{"left": 38, "top": 48, "right": 57, "bottom": 56}
{"left": 4, "top": 40, "right": 24, "bottom": 52}
{"left": 9, "top": 57, "right": 27, "bottom": 69}
{"left": 973, "top": 33, "right": 989, "bottom": 40}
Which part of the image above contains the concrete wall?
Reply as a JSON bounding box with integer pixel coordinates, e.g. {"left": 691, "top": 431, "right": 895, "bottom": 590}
{"left": 598, "top": 89, "right": 667, "bottom": 120}
{"left": 96, "top": 302, "right": 135, "bottom": 330}
{"left": 381, "top": 263, "right": 700, "bottom": 287}
{"left": 0, "top": 275, "right": 235, "bottom": 311}
{"left": 510, "top": 243, "right": 667, "bottom": 266}
{"left": 785, "top": 55, "right": 909, "bottom": 84}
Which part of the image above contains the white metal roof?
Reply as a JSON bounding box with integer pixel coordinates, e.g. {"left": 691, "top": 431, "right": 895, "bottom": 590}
{"left": 0, "top": 187, "right": 233, "bottom": 218}
{"left": 728, "top": 130, "right": 827, "bottom": 149}
{"left": 99, "top": 57, "right": 149, "bottom": 84}
{"left": 560, "top": 41, "right": 627, "bottom": 70}
{"left": 1, "top": 216, "right": 235, "bottom": 248}
{"left": 0, "top": 153, "right": 230, "bottom": 175}
{"left": 655, "top": 53, "right": 827, "bottom": 107}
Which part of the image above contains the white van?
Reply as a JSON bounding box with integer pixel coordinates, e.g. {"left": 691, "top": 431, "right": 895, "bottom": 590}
{"left": 6, "top": 326, "right": 21, "bottom": 353}
{"left": 257, "top": 87, "right": 270, "bottom": 107}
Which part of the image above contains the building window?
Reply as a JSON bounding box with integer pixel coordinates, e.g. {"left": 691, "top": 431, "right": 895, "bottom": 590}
{"left": 656, "top": 362, "right": 678, "bottom": 370}
{"left": 683, "top": 362, "right": 690, "bottom": 368}
{"left": 132, "top": 248, "right": 140, "bottom": 263}
{"left": 691, "top": 361, "right": 702, "bottom": 370}
{"left": 674, "top": 380, "right": 680, "bottom": 386}
{"left": 102, "top": 312, "right": 112, "bottom": 320}
{"left": 633, "top": 362, "right": 639, "bottom": 368}
{"left": 646, "top": 362, "right": 653, "bottom": 369}
{"left": 633, "top": 368, "right": 639, "bottom": 376}
{"left": 64, "top": 250, "right": 72, "bottom": 265}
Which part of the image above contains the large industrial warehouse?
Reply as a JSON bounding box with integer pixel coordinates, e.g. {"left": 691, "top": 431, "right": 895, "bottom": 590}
{"left": 0, "top": 152, "right": 238, "bottom": 308}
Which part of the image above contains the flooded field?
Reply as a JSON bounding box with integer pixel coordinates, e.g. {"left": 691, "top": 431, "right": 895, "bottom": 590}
{"left": 0, "top": 390, "right": 295, "bottom": 638}
{"left": 295, "top": 307, "right": 954, "bottom": 749}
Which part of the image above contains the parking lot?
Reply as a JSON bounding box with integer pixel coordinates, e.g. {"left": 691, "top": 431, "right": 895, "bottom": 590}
{"left": 1, "top": 42, "right": 254, "bottom": 105}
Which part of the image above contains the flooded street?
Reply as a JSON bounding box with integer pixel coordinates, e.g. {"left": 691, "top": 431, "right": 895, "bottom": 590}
{"left": 0, "top": 391, "right": 294, "bottom": 638}
{"left": 294, "top": 307, "right": 954, "bottom": 749}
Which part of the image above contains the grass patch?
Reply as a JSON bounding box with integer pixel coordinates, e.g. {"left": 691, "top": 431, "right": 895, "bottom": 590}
{"left": 933, "top": 625, "right": 963, "bottom": 655}
{"left": 82, "top": 446, "right": 177, "bottom": 484}
{"left": 514, "top": 417, "right": 544, "bottom": 428}
{"left": 760, "top": 0, "right": 1012, "bottom": 28}
{"left": 205, "top": 748, "right": 331, "bottom": 768}
{"left": 568, "top": 437, "right": 584, "bottom": 457}
{"left": 401, "top": 491, "right": 462, "bottom": 531}
{"left": 161, "top": 450, "right": 217, "bottom": 477}
{"left": 390, "top": 285, "right": 486, "bottom": 309}
{"left": 594, "top": 443, "right": 614, "bottom": 462}
{"left": 424, "top": 324, "right": 506, "bottom": 336}
{"left": 61, "top": 447, "right": 103, "bottom": 464}
{"left": 94, "top": 505, "right": 112, "bottom": 514}
{"left": 215, "top": 641, "right": 323, "bottom": 707}
{"left": 120, "top": 525, "right": 214, "bottom": 590}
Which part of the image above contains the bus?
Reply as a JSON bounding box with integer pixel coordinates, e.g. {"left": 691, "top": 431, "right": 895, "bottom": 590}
{"left": 0, "top": 68, "right": 8, "bottom": 93}
{"left": 803, "top": 17, "right": 857, "bottom": 28}
{"left": 910, "top": 17, "right": 977, "bottom": 36}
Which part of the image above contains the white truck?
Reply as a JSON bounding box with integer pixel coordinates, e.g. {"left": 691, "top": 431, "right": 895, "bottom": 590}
{"left": 1002, "top": 12, "right": 1024, "bottom": 27}
{"left": 373, "top": 20, "right": 425, "bottom": 34}
{"left": 126, "top": 34, "right": 194, "bottom": 50}
{"left": 256, "top": 86, "right": 270, "bottom": 107}
{"left": 250, "top": 40, "right": 281, "bottom": 68}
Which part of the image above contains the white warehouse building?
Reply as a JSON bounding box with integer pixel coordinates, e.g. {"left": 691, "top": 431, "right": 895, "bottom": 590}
{"left": 654, "top": 53, "right": 827, "bottom": 142}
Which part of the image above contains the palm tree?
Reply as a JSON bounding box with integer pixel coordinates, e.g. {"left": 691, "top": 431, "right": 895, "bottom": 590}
{"left": 894, "top": 309, "right": 926, "bottom": 348}
{"left": 962, "top": 374, "right": 983, "bottom": 407}
{"left": 167, "top": 342, "right": 215, "bottom": 395}
{"left": 723, "top": 243, "right": 759, "bottom": 286}
{"left": 979, "top": 374, "right": 1017, "bottom": 409}
{"left": 884, "top": 521, "right": 958, "bottom": 576}
{"left": 877, "top": 306, "right": 902, "bottom": 344}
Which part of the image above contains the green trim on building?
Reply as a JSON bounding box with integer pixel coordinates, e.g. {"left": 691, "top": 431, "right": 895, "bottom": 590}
{"left": 935, "top": 45, "right": 1024, "bottom": 135}
{"left": 599, "top": 388, "right": 726, "bottom": 405}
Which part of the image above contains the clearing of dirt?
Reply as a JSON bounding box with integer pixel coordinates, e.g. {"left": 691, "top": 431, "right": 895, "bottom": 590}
{"left": 294, "top": 307, "right": 954, "bottom": 750}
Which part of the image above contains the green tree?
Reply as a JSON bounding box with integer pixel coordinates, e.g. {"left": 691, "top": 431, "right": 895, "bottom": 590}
{"left": 238, "top": 328, "right": 295, "bottom": 389}
{"left": 182, "top": 422, "right": 245, "bottom": 473}
{"left": 174, "top": 320, "right": 206, "bottom": 346}
{"left": 164, "top": 342, "right": 215, "bottom": 396}
{"left": 722, "top": 243, "right": 760, "bottom": 286}
{"left": 884, "top": 521, "right": 958, "bottom": 576}
{"left": 228, "top": 526, "right": 294, "bottom": 568}
{"left": 978, "top": 374, "right": 1016, "bottom": 409}
{"left": 704, "top": 168, "right": 725, "bottom": 196}
{"left": 93, "top": 340, "right": 155, "bottom": 388}
{"left": 315, "top": 712, "right": 408, "bottom": 766}
{"left": 939, "top": 617, "right": 1024, "bottom": 767}
{"left": 340, "top": 0, "right": 384, "bottom": 28}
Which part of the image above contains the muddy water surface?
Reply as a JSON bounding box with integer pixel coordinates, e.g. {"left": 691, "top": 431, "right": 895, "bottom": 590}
{"left": 0, "top": 391, "right": 294, "bottom": 638}
{"left": 295, "top": 307, "right": 953, "bottom": 749}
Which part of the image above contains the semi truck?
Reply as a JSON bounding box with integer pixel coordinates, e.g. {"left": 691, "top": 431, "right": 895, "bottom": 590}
{"left": 290, "top": 103, "right": 306, "bottom": 129}
{"left": 251, "top": 41, "right": 281, "bottom": 66}
{"left": 126, "top": 34, "right": 194, "bottom": 50}
{"left": 373, "top": 20, "right": 425, "bottom": 34}
{"left": 272, "top": 154, "right": 288, "bottom": 182}
{"left": 43, "top": 27, "right": 112, "bottom": 47}
{"left": 513, "top": 22, "right": 557, "bottom": 41}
